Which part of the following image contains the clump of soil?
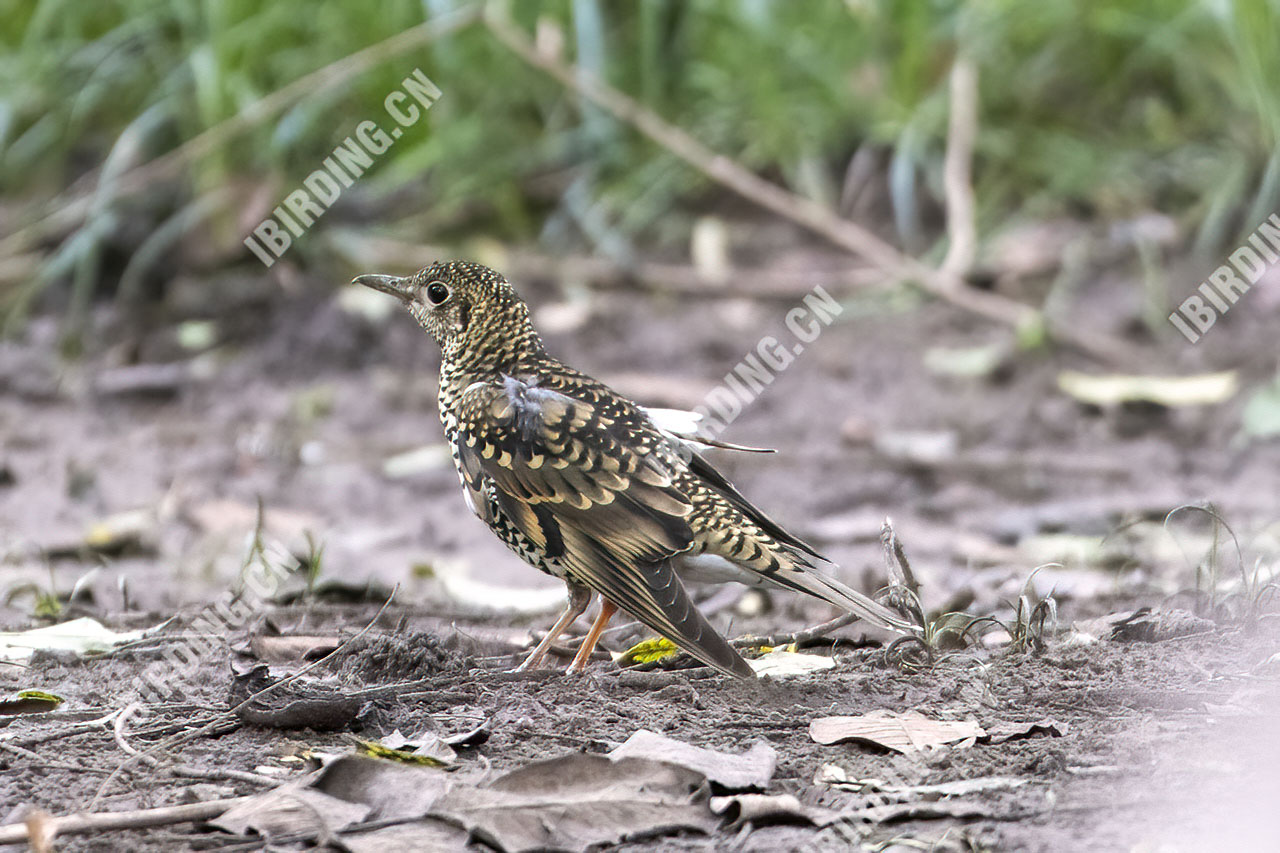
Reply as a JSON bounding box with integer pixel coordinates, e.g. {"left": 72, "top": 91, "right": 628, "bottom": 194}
{"left": 330, "top": 631, "right": 470, "bottom": 683}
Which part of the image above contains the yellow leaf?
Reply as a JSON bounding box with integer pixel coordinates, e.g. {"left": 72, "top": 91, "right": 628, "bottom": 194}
{"left": 0, "top": 690, "right": 65, "bottom": 716}
{"left": 616, "top": 637, "right": 681, "bottom": 666}
{"left": 356, "top": 739, "right": 450, "bottom": 767}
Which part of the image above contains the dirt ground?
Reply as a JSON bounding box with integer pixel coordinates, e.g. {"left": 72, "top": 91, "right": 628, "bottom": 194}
{"left": 2, "top": 241, "right": 1280, "bottom": 851}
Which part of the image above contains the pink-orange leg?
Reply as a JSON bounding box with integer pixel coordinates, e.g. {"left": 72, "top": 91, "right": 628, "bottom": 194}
{"left": 567, "top": 600, "right": 619, "bottom": 673}
{"left": 515, "top": 583, "right": 593, "bottom": 672}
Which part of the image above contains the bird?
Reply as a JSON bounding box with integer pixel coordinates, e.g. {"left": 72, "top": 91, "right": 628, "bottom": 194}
{"left": 353, "top": 260, "right": 913, "bottom": 678}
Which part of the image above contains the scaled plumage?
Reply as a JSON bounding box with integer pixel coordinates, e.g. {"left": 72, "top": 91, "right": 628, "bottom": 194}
{"left": 354, "top": 261, "right": 912, "bottom": 678}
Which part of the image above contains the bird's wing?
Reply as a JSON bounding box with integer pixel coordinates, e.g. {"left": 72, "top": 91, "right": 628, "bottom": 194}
{"left": 453, "top": 376, "right": 753, "bottom": 678}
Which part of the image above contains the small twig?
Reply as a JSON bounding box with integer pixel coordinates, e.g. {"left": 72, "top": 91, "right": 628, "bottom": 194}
{"left": 484, "top": 5, "right": 910, "bottom": 272}
{"left": 169, "top": 766, "right": 285, "bottom": 787}
{"left": 731, "top": 612, "right": 862, "bottom": 649}
{"left": 13, "top": 709, "right": 122, "bottom": 749}
{"left": 940, "top": 56, "right": 978, "bottom": 278}
{"left": 482, "top": 3, "right": 1142, "bottom": 366}
{"left": 109, "top": 706, "right": 278, "bottom": 786}
{"left": 111, "top": 703, "right": 155, "bottom": 765}
{"left": 123, "top": 713, "right": 238, "bottom": 742}
{"left": 483, "top": 668, "right": 564, "bottom": 683}
{"left": 0, "top": 796, "right": 252, "bottom": 846}
{"left": 878, "top": 518, "right": 929, "bottom": 641}
{"left": 881, "top": 517, "right": 920, "bottom": 598}
{"left": 109, "top": 702, "right": 277, "bottom": 786}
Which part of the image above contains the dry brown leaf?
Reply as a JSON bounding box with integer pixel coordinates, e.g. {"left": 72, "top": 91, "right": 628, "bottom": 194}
{"left": 0, "top": 618, "right": 165, "bottom": 663}
{"left": 979, "top": 719, "right": 1066, "bottom": 744}
{"left": 809, "top": 710, "right": 985, "bottom": 753}
{"left": 211, "top": 785, "right": 370, "bottom": 838}
{"left": 430, "top": 754, "right": 717, "bottom": 853}
{"left": 359, "top": 729, "right": 458, "bottom": 768}
{"left": 608, "top": 730, "right": 776, "bottom": 790}
{"left": 312, "top": 755, "right": 454, "bottom": 819}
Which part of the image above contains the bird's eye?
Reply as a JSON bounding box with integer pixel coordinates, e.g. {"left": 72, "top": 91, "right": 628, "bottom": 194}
{"left": 425, "top": 281, "right": 450, "bottom": 305}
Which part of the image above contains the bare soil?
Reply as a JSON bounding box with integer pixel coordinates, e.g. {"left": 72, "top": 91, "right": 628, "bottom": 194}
{"left": 2, "top": 247, "right": 1279, "bottom": 851}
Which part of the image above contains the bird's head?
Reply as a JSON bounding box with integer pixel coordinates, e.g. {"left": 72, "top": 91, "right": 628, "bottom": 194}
{"left": 352, "top": 261, "right": 541, "bottom": 369}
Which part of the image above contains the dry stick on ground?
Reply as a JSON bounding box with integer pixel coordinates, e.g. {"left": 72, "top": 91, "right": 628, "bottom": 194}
{"left": 105, "top": 703, "right": 277, "bottom": 786}
{"left": 881, "top": 518, "right": 921, "bottom": 599}
{"left": 0, "top": 797, "right": 253, "bottom": 846}
{"left": 483, "top": 6, "right": 1143, "bottom": 366}
{"left": 111, "top": 702, "right": 156, "bottom": 766}
{"left": 730, "top": 612, "right": 862, "bottom": 650}
{"left": 13, "top": 709, "right": 123, "bottom": 749}
{"left": 169, "top": 766, "right": 281, "bottom": 788}
{"left": 940, "top": 57, "right": 978, "bottom": 279}
{"left": 879, "top": 519, "right": 941, "bottom": 664}
{"left": 0, "top": 5, "right": 481, "bottom": 262}
{"left": 86, "top": 587, "right": 399, "bottom": 812}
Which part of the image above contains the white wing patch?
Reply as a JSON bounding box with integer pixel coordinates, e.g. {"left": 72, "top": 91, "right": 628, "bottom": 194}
{"left": 640, "top": 406, "right": 775, "bottom": 454}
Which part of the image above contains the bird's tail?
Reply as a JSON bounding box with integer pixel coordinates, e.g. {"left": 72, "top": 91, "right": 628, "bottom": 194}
{"left": 765, "top": 559, "right": 917, "bottom": 634}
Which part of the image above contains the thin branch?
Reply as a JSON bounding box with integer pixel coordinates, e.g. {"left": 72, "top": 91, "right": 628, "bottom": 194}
{"left": 732, "top": 612, "right": 862, "bottom": 649}
{"left": 13, "top": 709, "right": 122, "bottom": 749}
{"left": 111, "top": 703, "right": 155, "bottom": 765}
{"left": 482, "top": 4, "right": 1143, "bottom": 365}
{"left": 484, "top": 6, "right": 913, "bottom": 276}
{"left": 102, "top": 702, "right": 278, "bottom": 786}
{"left": 941, "top": 57, "right": 978, "bottom": 278}
{"left": 169, "top": 766, "right": 281, "bottom": 787}
{"left": 0, "top": 797, "right": 251, "bottom": 846}
{"left": 881, "top": 517, "right": 920, "bottom": 598}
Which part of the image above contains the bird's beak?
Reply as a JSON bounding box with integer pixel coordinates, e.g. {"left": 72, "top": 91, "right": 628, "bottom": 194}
{"left": 351, "top": 274, "right": 412, "bottom": 303}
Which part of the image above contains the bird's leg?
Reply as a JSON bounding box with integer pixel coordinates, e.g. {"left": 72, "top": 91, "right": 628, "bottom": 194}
{"left": 514, "top": 583, "right": 593, "bottom": 672}
{"left": 567, "top": 600, "right": 619, "bottom": 674}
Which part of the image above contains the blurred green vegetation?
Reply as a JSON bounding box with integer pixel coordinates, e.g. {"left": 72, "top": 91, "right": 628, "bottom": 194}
{"left": 1, "top": 0, "right": 1279, "bottom": 325}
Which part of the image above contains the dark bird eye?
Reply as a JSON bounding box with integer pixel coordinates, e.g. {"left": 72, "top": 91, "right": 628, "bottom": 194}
{"left": 426, "top": 281, "right": 450, "bottom": 305}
